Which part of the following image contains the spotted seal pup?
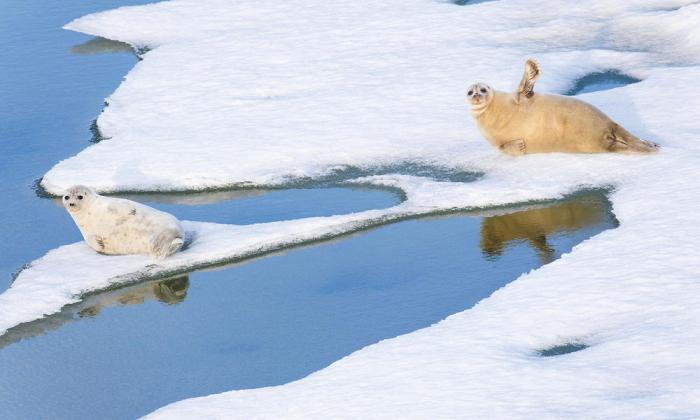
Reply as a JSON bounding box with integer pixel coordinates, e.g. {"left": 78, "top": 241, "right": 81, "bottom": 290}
{"left": 62, "top": 185, "right": 184, "bottom": 259}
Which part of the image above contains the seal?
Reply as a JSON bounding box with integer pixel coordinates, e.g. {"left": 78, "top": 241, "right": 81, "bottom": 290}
{"left": 466, "top": 59, "right": 659, "bottom": 155}
{"left": 62, "top": 185, "right": 185, "bottom": 259}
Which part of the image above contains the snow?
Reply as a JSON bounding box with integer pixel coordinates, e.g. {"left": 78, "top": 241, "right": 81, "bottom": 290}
{"left": 3, "top": 0, "right": 700, "bottom": 417}
{"left": 41, "top": 0, "right": 700, "bottom": 194}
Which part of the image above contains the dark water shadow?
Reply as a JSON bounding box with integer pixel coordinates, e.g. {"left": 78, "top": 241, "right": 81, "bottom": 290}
{"left": 453, "top": 0, "right": 493, "bottom": 5}
{"left": 89, "top": 118, "right": 108, "bottom": 143}
{"left": 647, "top": 3, "right": 695, "bottom": 12}
{"left": 564, "top": 71, "right": 641, "bottom": 96}
{"left": 298, "top": 162, "right": 481, "bottom": 185}
{"left": 538, "top": 342, "right": 589, "bottom": 357}
{"left": 70, "top": 37, "right": 135, "bottom": 55}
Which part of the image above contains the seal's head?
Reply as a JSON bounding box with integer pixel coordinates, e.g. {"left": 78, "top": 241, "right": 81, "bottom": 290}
{"left": 465, "top": 83, "right": 493, "bottom": 113}
{"left": 62, "top": 185, "right": 97, "bottom": 213}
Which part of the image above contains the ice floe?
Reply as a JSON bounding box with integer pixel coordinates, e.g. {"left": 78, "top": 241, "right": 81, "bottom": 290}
{"left": 41, "top": 0, "right": 700, "bottom": 194}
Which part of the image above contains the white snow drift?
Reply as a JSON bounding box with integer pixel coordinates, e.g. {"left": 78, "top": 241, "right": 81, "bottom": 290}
{"left": 41, "top": 0, "right": 700, "bottom": 194}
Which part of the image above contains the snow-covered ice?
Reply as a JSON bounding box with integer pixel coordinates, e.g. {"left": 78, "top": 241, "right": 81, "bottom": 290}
{"left": 41, "top": 0, "right": 700, "bottom": 194}
{"left": 3, "top": 0, "right": 700, "bottom": 417}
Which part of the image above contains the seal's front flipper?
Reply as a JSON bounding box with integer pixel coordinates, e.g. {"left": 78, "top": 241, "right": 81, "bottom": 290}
{"left": 516, "top": 59, "right": 540, "bottom": 102}
{"left": 88, "top": 235, "right": 107, "bottom": 253}
{"left": 500, "top": 139, "right": 527, "bottom": 156}
{"left": 150, "top": 230, "right": 184, "bottom": 260}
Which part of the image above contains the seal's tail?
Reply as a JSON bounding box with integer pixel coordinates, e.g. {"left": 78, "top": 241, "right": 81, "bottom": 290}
{"left": 610, "top": 124, "right": 660, "bottom": 154}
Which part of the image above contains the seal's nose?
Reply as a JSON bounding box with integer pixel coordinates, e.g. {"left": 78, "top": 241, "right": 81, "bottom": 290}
{"left": 69, "top": 203, "right": 75, "bottom": 207}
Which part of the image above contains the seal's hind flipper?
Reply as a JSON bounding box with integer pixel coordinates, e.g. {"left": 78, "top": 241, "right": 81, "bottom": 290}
{"left": 608, "top": 124, "right": 660, "bottom": 154}
{"left": 517, "top": 59, "right": 540, "bottom": 101}
{"left": 165, "top": 238, "right": 184, "bottom": 257}
{"left": 150, "top": 230, "right": 184, "bottom": 259}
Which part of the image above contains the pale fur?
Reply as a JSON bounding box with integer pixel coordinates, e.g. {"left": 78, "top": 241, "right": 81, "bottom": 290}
{"left": 466, "top": 59, "right": 659, "bottom": 155}
{"left": 62, "top": 185, "right": 184, "bottom": 259}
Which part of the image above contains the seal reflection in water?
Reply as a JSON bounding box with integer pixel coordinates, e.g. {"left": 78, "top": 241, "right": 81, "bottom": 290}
{"left": 480, "top": 194, "right": 612, "bottom": 263}
{"left": 0, "top": 276, "right": 190, "bottom": 349}
{"left": 79, "top": 276, "right": 189, "bottom": 317}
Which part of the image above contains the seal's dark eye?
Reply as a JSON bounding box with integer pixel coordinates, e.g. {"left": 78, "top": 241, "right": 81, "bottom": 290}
{"left": 468, "top": 90, "right": 473, "bottom": 96}
{"left": 64, "top": 196, "right": 69, "bottom": 200}
{"left": 78, "top": 195, "right": 83, "bottom": 200}
{"left": 480, "top": 88, "right": 487, "bottom": 93}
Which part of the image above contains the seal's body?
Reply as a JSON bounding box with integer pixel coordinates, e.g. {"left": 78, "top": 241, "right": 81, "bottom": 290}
{"left": 62, "top": 185, "right": 184, "bottom": 259}
{"left": 467, "top": 60, "right": 659, "bottom": 155}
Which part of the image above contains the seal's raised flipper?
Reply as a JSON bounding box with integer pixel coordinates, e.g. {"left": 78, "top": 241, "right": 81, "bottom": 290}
{"left": 607, "top": 124, "right": 660, "bottom": 154}
{"left": 500, "top": 139, "right": 526, "bottom": 156}
{"left": 516, "top": 59, "right": 540, "bottom": 102}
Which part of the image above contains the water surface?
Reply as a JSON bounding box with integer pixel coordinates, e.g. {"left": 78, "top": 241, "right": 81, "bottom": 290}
{"left": 565, "top": 71, "right": 641, "bottom": 96}
{"left": 0, "top": 0, "right": 147, "bottom": 293}
{"left": 0, "top": 192, "right": 616, "bottom": 420}
{"left": 118, "top": 187, "right": 400, "bottom": 224}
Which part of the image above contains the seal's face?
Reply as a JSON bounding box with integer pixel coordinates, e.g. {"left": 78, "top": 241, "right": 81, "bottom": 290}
{"left": 466, "top": 83, "right": 493, "bottom": 109}
{"left": 62, "top": 185, "right": 96, "bottom": 213}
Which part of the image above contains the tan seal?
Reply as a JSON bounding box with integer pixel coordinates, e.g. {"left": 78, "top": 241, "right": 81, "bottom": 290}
{"left": 466, "top": 59, "right": 659, "bottom": 155}
{"left": 62, "top": 185, "right": 185, "bottom": 259}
